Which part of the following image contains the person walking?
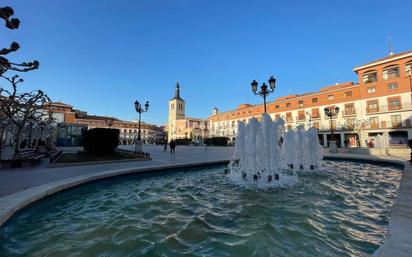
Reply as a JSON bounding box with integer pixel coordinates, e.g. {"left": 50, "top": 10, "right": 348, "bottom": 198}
{"left": 170, "top": 140, "right": 176, "bottom": 154}
{"left": 408, "top": 139, "right": 412, "bottom": 163}
{"left": 163, "top": 141, "right": 167, "bottom": 152}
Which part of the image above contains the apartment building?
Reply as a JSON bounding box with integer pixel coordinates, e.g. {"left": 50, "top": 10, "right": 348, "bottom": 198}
{"left": 209, "top": 51, "right": 412, "bottom": 147}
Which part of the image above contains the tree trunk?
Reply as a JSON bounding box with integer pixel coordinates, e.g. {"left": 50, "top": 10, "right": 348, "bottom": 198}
{"left": 13, "top": 126, "right": 24, "bottom": 159}
{"left": 0, "top": 128, "right": 4, "bottom": 160}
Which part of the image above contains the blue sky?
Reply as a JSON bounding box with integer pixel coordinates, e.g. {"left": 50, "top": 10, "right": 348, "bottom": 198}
{"left": 1, "top": 0, "right": 411, "bottom": 125}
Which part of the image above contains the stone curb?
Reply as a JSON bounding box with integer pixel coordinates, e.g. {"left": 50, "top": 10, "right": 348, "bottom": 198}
{"left": 0, "top": 159, "right": 230, "bottom": 227}
{"left": 48, "top": 157, "right": 152, "bottom": 168}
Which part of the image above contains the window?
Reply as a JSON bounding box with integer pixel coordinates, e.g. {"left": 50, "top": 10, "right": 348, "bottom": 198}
{"left": 363, "top": 71, "right": 378, "bottom": 83}
{"left": 367, "top": 86, "right": 376, "bottom": 94}
{"left": 406, "top": 61, "right": 412, "bottom": 76}
{"left": 275, "top": 114, "right": 280, "bottom": 120}
{"left": 312, "top": 121, "right": 320, "bottom": 129}
{"left": 286, "top": 102, "right": 291, "bottom": 107}
{"left": 286, "top": 112, "right": 292, "bottom": 122}
{"left": 367, "top": 100, "right": 379, "bottom": 113}
{"left": 370, "top": 117, "right": 379, "bottom": 129}
{"left": 383, "top": 65, "right": 400, "bottom": 80}
{"left": 312, "top": 97, "right": 318, "bottom": 103}
{"left": 344, "top": 91, "right": 352, "bottom": 97}
{"left": 275, "top": 105, "right": 280, "bottom": 109}
{"left": 388, "top": 83, "right": 398, "bottom": 90}
{"left": 298, "top": 100, "right": 304, "bottom": 108}
{"left": 171, "top": 104, "right": 174, "bottom": 109}
{"left": 327, "top": 94, "right": 334, "bottom": 100}
{"left": 298, "top": 110, "right": 305, "bottom": 120}
{"left": 344, "top": 103, "right": 355, "bottom": 115}
{"left": 388, "top": 97, "right": 401, "bottom": 110}
{"left": 311, "top": 108, "right": 320, "bottom": 118}
{"left": 391, "top": 115, "right": 402, "bottom": 128}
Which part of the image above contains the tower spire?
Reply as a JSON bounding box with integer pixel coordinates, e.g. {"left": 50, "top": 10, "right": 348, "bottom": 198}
{"left": 175, "top": 82, "right": 180, "bottom": 98}
{"left": 389, "top": 36, "right": 394, "bottom": 56}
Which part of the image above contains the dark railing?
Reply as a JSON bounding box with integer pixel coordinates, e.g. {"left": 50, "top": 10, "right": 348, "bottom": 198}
{"left": 343, "top": 110, "right": 356, "bottom": 116}
{"left": 366, "top": 103, "right": 412, "bottom": 114}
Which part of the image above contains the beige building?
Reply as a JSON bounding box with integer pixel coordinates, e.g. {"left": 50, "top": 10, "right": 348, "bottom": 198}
{"left": 167, "top": 83, "right": 208, "bottom": 142}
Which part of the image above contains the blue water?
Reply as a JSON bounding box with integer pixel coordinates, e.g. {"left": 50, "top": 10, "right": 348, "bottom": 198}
{"left": 0, "top": 160, "right": 402, "bottom": 257}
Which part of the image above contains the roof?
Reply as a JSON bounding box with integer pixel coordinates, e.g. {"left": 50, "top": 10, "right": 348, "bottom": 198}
{"left": 51, "top": 101, "right": 73, "bottom": 108}
{"left": 353, "top": 50, "right": 412, "bottom": 72}
{"left": 76, "top": 115, "right": 119, "bottom": 121}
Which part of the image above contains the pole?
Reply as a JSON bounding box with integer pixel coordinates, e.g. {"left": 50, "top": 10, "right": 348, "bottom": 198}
{"left": 330, "top": 114, "right": 334, "bottom": 141}
{"left": 137, "top": 111, "right": 141, "bottom": 141}
{"left": 263, "top": 93, "right": 267, "bottom": 114}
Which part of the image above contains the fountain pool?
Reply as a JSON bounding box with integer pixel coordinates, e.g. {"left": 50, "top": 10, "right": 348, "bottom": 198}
{"left": 0, "top": 160, "right": 402, "bottom": 257}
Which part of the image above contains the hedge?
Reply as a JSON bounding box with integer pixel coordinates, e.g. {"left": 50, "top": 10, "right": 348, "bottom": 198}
{"left": 82, "top": 128, "right": 119, "bottom": 155}
{"left": 174, "top": 138, "right": 192, "bottom": 145}
{"left": 204, "top": 137, "right": 229, "bottom": 146}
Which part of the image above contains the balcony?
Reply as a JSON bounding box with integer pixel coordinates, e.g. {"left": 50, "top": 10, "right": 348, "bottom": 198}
{"left": 343, "top": 110, "right": 356, "bottom": 116}
{"left": 366, "top": 103, "right": 412, "bottom": 115}
{"left": 286, "top": 118, "right": 293, "bottom": 123}
{"left": 311, "top": 114, "right": 321, "bottom": 120}
{"left": 296, "top": 115, "right": 306, "bottom": 121}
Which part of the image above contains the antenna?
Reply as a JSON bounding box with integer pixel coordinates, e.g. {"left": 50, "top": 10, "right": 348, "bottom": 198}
{"left": 389, "top": 36, "right": 394, "bottom": 56}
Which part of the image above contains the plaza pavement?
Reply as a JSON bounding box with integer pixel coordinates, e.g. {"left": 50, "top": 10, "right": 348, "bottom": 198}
{"left": 0, "top": 145, "right": 411, "bottom": 256}
{"left": 0, "top": 145, "right": 234, "bottom": 197}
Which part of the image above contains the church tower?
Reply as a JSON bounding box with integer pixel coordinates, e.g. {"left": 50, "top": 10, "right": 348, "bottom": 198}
{"left": 168, "top": 82, "right": 185, "bottom": 141}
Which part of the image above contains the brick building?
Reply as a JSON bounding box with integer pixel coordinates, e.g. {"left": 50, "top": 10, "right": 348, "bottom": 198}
{"left": 49, "top": 102, "right": 164, "bottom": 146}
{"left": 209, "top": 51, "right": 412, "bottom": 147}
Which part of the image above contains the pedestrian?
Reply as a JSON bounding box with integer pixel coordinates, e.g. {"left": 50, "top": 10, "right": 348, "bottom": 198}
{"left": 163, "top": 141, "right": 167, "bottom": 152}
{"left": 170, "top": 140, "right": 176, "bottom": 154}
{"left": 408, "top": 139, "right": 412, "bottom": 163}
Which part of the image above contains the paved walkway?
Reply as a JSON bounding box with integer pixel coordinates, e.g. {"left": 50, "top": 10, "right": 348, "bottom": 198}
{"left": 0, "top": 145, "right": 233, "bottom": 197}
{"left": 0, "top": 145, "right": 411, "bottom": 256}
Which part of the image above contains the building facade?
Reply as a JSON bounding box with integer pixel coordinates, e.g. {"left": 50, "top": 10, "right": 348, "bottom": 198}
{"left": 167, "top": 83, "right": 209, "bottom": 142}
{"left": 209, "top": 51, "right": 412, "bottom": 147}
{"left": 49, "top": 102, "right": 164, "bottom": 146}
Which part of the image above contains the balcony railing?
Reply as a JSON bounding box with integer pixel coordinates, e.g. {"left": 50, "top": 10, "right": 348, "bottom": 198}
{"left": 343, "top": 110, "right": 356, "bottom": 116}
{"left": 366, "top": 103, "right": 412, "bottom": 114}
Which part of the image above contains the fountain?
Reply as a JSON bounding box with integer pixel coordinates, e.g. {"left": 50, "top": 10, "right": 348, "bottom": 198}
{"left": 228, "top": 114, "right": 323, "bottom": 187}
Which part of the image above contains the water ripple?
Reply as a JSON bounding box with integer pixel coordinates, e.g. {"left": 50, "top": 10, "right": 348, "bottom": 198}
{"left": 0, "top": 161, "right": 402, "bottom": 257}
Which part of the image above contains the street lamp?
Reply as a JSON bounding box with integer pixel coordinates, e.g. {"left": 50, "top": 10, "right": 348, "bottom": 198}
{"left": 105, "top": 118, "right": 114, "bottom": 128}
{"left": 134, "top": 100, "right": 149, "bottom": 152}
{"left": 251, "top": 76, "right": 276, "bottom": 114}
{"left": 324, "top": 106, "right": 340, "bottom": 152}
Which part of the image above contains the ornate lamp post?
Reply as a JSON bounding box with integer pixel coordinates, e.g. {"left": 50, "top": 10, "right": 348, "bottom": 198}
{"left": 251, "top": 76, "right": 276, "bottom": 114}
{"left": 324, "top": 106, "right": 340, "bottom": 152}
{"left": 134, "top": 100, "right": 149, "bottom": 153}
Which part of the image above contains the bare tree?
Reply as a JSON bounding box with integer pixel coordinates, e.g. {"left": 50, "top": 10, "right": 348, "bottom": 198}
{"left": 0, "top": 75, "right": 51, "bottom": 157}
{"left": 0, "top": 6, "right": 39, "bottom": 75}
{"left": 0, "top": 5, "right": 42, "bottom": 159}
{"left": 353, "top": 119, "right": 370, "bottom": 147}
